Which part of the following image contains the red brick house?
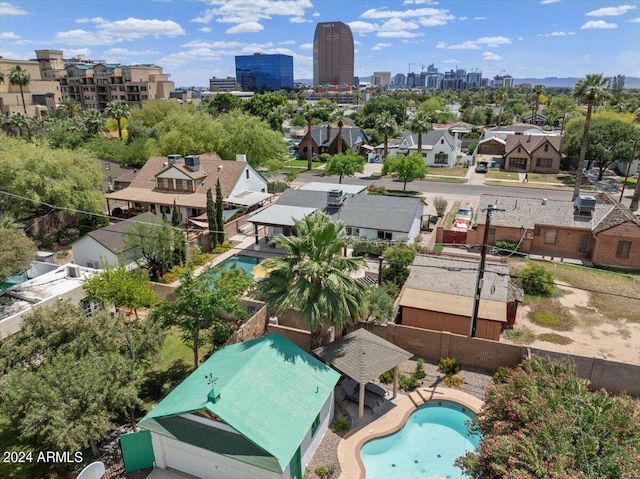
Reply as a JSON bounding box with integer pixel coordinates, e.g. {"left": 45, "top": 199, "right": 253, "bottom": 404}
{"left": 504, "top": 135, "right": 562, "bottom": 173}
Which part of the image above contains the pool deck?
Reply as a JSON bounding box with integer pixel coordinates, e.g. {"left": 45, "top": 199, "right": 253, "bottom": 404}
{"left": 337, "top": 386, "right": 484, "bottom": 479}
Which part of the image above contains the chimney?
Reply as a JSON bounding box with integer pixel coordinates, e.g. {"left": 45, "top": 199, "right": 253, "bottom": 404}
{"left": 526, "top": 135, "right": 531, "bottom": 143}
{"left": 326, "top": 124, "right": 332, "bottom": 139}
{"left": 236, "top": 154, "right": 247, "bottom": 162}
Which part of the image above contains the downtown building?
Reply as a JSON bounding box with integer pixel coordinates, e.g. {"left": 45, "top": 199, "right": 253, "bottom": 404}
{"left": 235, "top": 53, "right": 294, "bottom": 92}
{"left": 313, "top": 22, "right": 354, "bottom": 87}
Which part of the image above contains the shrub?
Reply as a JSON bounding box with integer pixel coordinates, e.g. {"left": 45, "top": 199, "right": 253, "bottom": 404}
{"left": 366, "top": 287, "right": 396, "bottom": 324}
{"left": 495, "top": 239, "right": 520, "bottom": 254}
{"left": 399, "top": 373, "right": 420, "bottom": 392}
{"left": 314, "top": 466, "right": 329, "bottom": 478}
{"left": 413, "top": 358, "right": 426, "bottom": 380}
{"left": 438, "top": 357, "right": 461, "bottom": 375}
{"left": 434, "top": 196, "right": 448, "bottom": 216}
{"left": 331, "top": 415, "right": 349, "bottom": 433}
{"left": 520, "top": 263, "right": 556, "bottom": 296}
{"left": 267, "top": 180, "right": 289, "bottom": 193}
{"left": 379, "top": 369, "right": 394, "bottom": 384}
{"left": 443, "top": 374, "right": 464, "bottom": 388}
{"left": 161, "top": 271, "right": 178, "bottom": 284}
{"left": 211, "top": 242, "right": 233, "bottom": 254}
{"left": 492, "top": 366, "right": 513, "bottom": 384}
{"left": 367, "top": 184, "right": 388, "bottom": 196}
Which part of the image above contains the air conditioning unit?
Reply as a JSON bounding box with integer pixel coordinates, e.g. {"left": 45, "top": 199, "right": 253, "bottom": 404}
{"left": 268, "top": 316, "right": 279, "bottom": 325}
{"left": 574, "top": 195, "right": 596, "bottom": 214}
{"left": 36, "top": 251, "right": 55, "bottom": 264}
{"left": 167, "top": 154, "right": 182, "bottom": 165}
{"left": 184, "top": 155, "right": 200, "bottom": 171}
{"left": 66, "top": 265, "right": 81, "bottom": 278}
{"left": 327, "top": 189, "right": 344, "bottom": 208}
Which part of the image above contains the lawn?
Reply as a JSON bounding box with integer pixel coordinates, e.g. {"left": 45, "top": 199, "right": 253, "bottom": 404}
{"left": 620, "top": 176, "right": 638, "bottom": 188}
{"left": 486, "top": 170, "right": 519, "bottom": 180}
{"left": 527, "top": 173, "right": 585, "bottom": 186}
{"left": 283, "top": 159, "right": 324, "bottom": 169}
{"left": 421, "top": 176, "right": 467, "bottom": 184}
{"left": 426, "top": 166, "right": 469, "bottom": 177}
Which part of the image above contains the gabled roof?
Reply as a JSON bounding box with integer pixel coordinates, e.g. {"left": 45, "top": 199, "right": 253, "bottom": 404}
{"left": 308, "top": 125, "right": 369, "bottom": 149}
{"left": 82, "top": 212, "right": 161, "bottom": 254}
{"left": 400, "top": 129, "right": 456, "bottom": 150}
{"left": 138, "top": 334, "right": 340, "bottom": 473}
{"left": 592, "top": 197, "right": 640, "bottom": 233}
{"left": 504, "top": 135, "right": 561, "bottom": 156}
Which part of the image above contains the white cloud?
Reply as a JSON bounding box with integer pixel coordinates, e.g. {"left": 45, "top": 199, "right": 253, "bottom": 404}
{"left": 540, "top": 0, "right": 560, "bottom": 4}
{"left": 476, "top": 36, "right": 511, "bottom": 47}
{"left": 0, "top": 2, "right": 27, "bottom": 15}
{"left": 379, "top": 18, "right": 419, "bottom": 31}
{"left": 540, "top": 31, "right": 575, "bottom": 37}
{"left": 312, "top": 12, "right": 320, "bottom": 17}
{"left": 64, "top": 48, "right": 92, "bottom": 58}
{"left": 76, "top": 17, "right": 91, "bottom": 23}
{"left": 580, "top": 20, "right": 617, "bottom": 29}
{"left": 104, "top": 47, "right": 161, "bottom": 56}
{"left": 371, "top": 42, "right": 393, "bottom": 51}
{"left": 442, "top": 58, "right": 458, "bottom": 64}
{"left": 289, "top": 17, "right": 311, "bottom": 23}
{"left": 55, "top": 18, "right": 185, "bottom": 46}
{"left": 348, "top": 21, "right": 378, "bottom": 34}
{"left": 629, "top": 17, "right": 640, "bottom": 23}
{"left": 226, "top": 22, "right": 264, "bottom": 34}
{"left": 279, "top": 40, "right": 295, "bottom": 45}
{"left": 299, "top": 42, "right": 313, "bottom": 49}
{"left": 361, "top": 7, "right": 454, "bottom": 27}
{"left": 474, "top": 16, "right": 487, "bottom": 20}
{"left": 191, "top": 0, "right": 313, "bottom": 26}
{"left": 482, "top": 51, "right": 502, "bottom": 60}
{"left": 0, "top": 32, "right": 21, "bottom": 40}
{"left": 458, "top": 16, "right": 468, "bottom": 21}
{"left": 199, "top": 27, "right": 212, "bottom": 33}
{"left": 436, "top": 40, "right": 481, "bottom": 49}
{"left": 403, "top": 0, "right": 438, "bottom": 4}
{"left": 586, "top": 5, "right": 636, "bottom": 16}
{"left": 377, "top": 30, "right": 424, "bottom": 38}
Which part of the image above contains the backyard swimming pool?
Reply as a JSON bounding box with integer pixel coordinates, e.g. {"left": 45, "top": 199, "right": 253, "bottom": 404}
{"left": 211, "top": 255, "right": 262, "bottom": 278}
{"left": 360, "top": 400, "right": 480, "bottom": 479}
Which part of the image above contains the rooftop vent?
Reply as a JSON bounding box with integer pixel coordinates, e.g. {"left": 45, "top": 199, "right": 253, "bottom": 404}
{"left": 574, "top": 195, "right": 596, "bottom": 215}
{"left": 327, "top": 189, "right": 344, "bottom": 208}
{"left": 167, "top": 154, "right": 182, "bottom": 165}
{"left": 184, "top": 155, "right": 200, "bottom": 172}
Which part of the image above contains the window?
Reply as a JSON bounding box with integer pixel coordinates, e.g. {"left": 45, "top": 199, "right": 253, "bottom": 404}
{"left": 311, "top": 414, "right": 320, "bottom": 436}
{"left": 509, "top": 157, "right": 527, "bottom": 168}
{"left": 345, "top": 227, "right": 360, "bottom": 236}
{"left": 616, "top": 241, "right": 631, "bottom": 258}
{"left": 157, "top": 178, "right": 170, "bottom": 189}
{"left": 536, "top": 158, "right": 553, "bottom": 168}
{"left": 534, "top": 227, "right": 540, "bottom": 236}
{"left": 246, "top": 169, "right": 250, "bottom": 179}
{"left": 578, "top": 234, "right": 588, "bottom": 253}
{"left": 544, "top": 229, "right": 557, "bottom": 244}
{"left": 377, "top": 230, "right": 392, "bottom": 240}
{"left": 440, "top": 139, "right": 444, "bottom": 144}
{"left": 434, "top": 152, "right": 448, "bottom": 164}
{"left": 160, "top": 205, "right": 171, "bottom": 215}
{"left": 544, "top": 144, "right": 549, "bottom": 152}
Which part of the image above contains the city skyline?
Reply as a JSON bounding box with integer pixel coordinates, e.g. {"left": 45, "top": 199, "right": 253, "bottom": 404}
{"left": 1, "top": 0, "right": 639, "bottom": 88}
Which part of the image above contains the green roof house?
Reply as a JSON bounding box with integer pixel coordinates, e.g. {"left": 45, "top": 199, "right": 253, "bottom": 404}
{"left": 138, "top": 334, "right": 340, "bottom": 479}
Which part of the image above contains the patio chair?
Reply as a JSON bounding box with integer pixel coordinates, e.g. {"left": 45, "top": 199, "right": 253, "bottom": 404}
{"left": 343, "top": 377, "right": 387, "bottom": 404}
{"left": 340, "top": 378, "right": 378, "bottom": 412}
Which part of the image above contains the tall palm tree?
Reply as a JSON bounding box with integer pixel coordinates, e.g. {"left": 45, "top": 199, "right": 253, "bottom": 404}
{"left": 376, "top": 111, "right": 398, "bottom": 160}
{"left": 257, "top": 212, "right": 368, "bottom": 348}
{"left": 83, "top": 109, "right": 106, "bottom": 136}
{"left": 8, "top": 65, "right": 31, "bottom": 115}
{"left": 58, "top": 98, "right": 83, "bottom": 119}
{"left": 270, "top": 104, "right": 291, "bottom": 132}
{"left": 531, "top": 84, "right": 545, "bottom": 124}
{"left": 104, "top": 100, "right": 130, "bottom": 140}
{"left": 494, "top": 87, "right": 507, "bottom": 127}
{"left": 572, "top": 73, "right": 609, "bottom": 200}
{"left": 331, "top": 109, "right": 345, "bottom": 154}
{"left": 409, "top": 110, "right": 432, "bottom": 157}
{"left": 299, "top": 104, "right": 318, "bottom": 170}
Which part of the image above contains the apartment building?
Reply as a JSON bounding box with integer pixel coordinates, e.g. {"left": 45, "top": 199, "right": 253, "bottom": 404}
{"left": 0, "top": 56, "right": 61, "bottom": 117}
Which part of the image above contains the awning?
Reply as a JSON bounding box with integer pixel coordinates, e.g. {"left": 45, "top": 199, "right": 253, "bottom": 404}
{"left": 189, "top": 209, "right": 240, "bottom": 228}
{"left": 225, "top": 191, "right": 274, "bottom": 208}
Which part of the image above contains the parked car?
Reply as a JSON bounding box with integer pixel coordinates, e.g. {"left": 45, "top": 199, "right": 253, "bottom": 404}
{"left": 476, "top": 161, "right": 488, "bottom": 173}
{"left": 455, "top": 207, "right": 474, "bottom": 222}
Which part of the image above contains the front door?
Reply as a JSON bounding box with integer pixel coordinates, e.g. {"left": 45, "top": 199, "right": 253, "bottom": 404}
{"left": 578, "top": 233, "right": 588, "bottom": 254}
{"left": 290, "top": 447, "right": 302, "bottom": 479}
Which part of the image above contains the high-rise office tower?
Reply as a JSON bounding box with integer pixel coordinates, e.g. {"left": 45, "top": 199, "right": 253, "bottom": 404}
{"left": 235, "top": 53, "right": 294, "bottom": 92}
{"left": 313, "top": 22, "right": 354, "bottom": 87}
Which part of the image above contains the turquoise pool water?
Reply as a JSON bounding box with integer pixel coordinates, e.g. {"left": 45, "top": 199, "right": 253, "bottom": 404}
{"left": 212, "top": 255, "right": 262, "bottom": 278}
{"left": 360, "top": 400, "right": 480, "bottom": 479}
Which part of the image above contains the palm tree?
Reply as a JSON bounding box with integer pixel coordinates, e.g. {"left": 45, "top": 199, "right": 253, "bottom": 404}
{"left": 83, "top": 109, "right": 106, "bottom": 136}
{"left": 409, "top": 110, "right": 432, "bottom": 157}
{"left": 270, "top": 104, "right": 291, "bottom": 132}
{"left": 104, "top": 100, "right": 130, "bottom": 140}
{"left": 58, "top": 98, "right": 83, "bottom": 119}
{"left": 8, "top": 112, "right": 31, "bottom": 140}
{"left": 8, "top": 65, "right": 31, "bottom": 115}
{"left": 257, "top": 212, "right": 368, "bottom": 348}
{"left": 299, "top": 104, "right": 317, "bottom": 170}
{"left": 331, "top": 109, "right": 345, "bottom": 154}
{"left": 376, "top": 111, "right": 398, "bottom": 160}
{"left": 572, "top": 73, "right": 609, "bottom": 200}
{"left": 494, "top": 87, "right": 507, "bottom": 127}
{"left": 531, "top": 84, "right": 545, "bottom": 124}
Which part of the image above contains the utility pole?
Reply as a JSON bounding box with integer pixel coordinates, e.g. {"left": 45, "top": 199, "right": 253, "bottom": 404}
{"left": 619, "top": 139, "right": 638, "bottom": 203}
{"left": 469, "top": 203, "right": 505, "bottom": 338}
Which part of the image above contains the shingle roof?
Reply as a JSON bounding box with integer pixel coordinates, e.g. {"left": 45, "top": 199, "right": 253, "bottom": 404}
{"left": 127, "top": 153, "right": 246, "bottom": 197}
{"left": 592, "top": 197, "right": 640, "bottom": 233}
{"left": 84, "top": 211, "right": 161, "bottom": 254}
{"left": 400, "top": 129, "right": 456, "bottom": 150}
{"left": 138, "top": 334, "right": 340, "bottom": 473}
{"left": 504, "top": 135, "right": 561, "bottom": 156}
{"left": 313, "top": 328, "right": 412, "bottom": 383}
{"left": 309, "top": 125, "right": 368, "bottom": 148}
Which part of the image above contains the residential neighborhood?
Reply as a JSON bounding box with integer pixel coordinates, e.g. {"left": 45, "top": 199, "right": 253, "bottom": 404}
{"left": 2, "top": 1, "right": 640, "bottom": 479}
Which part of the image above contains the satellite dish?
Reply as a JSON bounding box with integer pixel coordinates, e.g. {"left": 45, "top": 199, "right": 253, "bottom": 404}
{"left": 77, "top": 461, "right": 106, "bottom": 479}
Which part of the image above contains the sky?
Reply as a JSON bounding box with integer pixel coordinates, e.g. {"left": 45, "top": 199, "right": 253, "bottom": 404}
{"left": 1, "top": 0, "right": 639, "bottom": 88}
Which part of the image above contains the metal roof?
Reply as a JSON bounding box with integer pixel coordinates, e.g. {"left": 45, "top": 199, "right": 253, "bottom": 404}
{"left": 225, "top": 191, "right": 273, "bottom": 207}
{"left": 249, "top": 204, "right": 317, "bottom": 227}
{"left": 298, "top": 182, "right": 367, "bottom": 195}
{"left": 313, "top": 328, "right": 412, "bottom": 384}
{"left": 139, "top": 334, "right": 340, "bottom": 472}
{"left": 399, "top": 288, "right": 507, "bottom": 322}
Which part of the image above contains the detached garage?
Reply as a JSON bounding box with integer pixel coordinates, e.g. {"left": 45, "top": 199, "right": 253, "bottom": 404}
{"left": 137, "top": 334, "right": 340, "bottom": 479}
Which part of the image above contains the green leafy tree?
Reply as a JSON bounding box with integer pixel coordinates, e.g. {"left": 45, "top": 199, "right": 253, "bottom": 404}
{"left": 299, "top": 103, "right": 321, "bottom": 169}
{"left": 157, "top": 109, "right": 223, "bottom": 156}
{"left": 531, "top": 84, "right": 545, "bottom": 123}
{"left": 325, "top": 150, "right": 365, "bottom": 183}
{"left": 202, "top": 93, "right": 242, "bottom": 116}
{"left": 0, "top": 227, "right": 36, "bottom": 282}
{"left": 171, "top": 199, "right": 186, "bottom": 265}
{"left": 358, "top": 95, "right": 406, "bottom": 129}
{"left": 381, "top": 153, "right": 428, "bottom": 190}
{"left": 366, "top": 287, "right": 397, "bottom": 324}
{"left": 206, "top": 187, "right": 218, "bottom": 249}
{"left": 376, "top": 110, "right": 399, "bottom": 160}
{"left": 519, "top": 263, "right": 557, "bottom": 296}
{"left": 382, "top": 244, "right": 416, "bottom": 287}
{"left": 83, "top": 263, "right": 157, "bottom": 318}
{"left": 572, "top": 73, "right": 610, "bottom": 199}
{"left": 242, "top": 92, "right": 288, "bottom": 121}
{"left": 124, "top": 220, "right": 177, "bottom": 281}
{"left": 151, "top": 268, "right": 252, "bottom": 368}
{"left": 9, "top": 65, "right": 30, "bottom": 115}
{"left": 269, "top": 104, "right": 292, "bottom": 131}
{"left": 7, "top": 112, "right": 31, "bottom": 139}
{"left": 129, "top": 98, "right": 186, "bottom": 127}
{"left": 104, "top": 100, "right": 131, "bottom": 140}
{"left": 257, "top": 212, "right": 368, "bottom": 348}
{"left": 215, "top": 179, "right": 225, "bottom": 244}
{"left": 457, "top": 357, "right": 640, "bottom": 478}
{"left": 409, "top": 110, "right": 433, "bottom": 156}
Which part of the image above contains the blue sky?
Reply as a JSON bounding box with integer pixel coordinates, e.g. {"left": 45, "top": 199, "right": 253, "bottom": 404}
{"left": 1, "top": 0, "right": 639, "bottom": 87}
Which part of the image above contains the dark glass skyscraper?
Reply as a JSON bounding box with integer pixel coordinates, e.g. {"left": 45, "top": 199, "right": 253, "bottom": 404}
{"left": 313, "top": 22, "right": 354, "bottom": 87}
{"left": 235, "top": 53, "right": 294, "bottom": 92}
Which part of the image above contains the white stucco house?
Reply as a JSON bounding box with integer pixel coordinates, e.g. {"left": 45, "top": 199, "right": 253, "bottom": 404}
{"left": 373, "top": 129, "right": 462, "bottom": 167}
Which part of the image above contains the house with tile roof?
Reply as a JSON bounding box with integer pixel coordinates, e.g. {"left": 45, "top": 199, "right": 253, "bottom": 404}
{"left": 105, "top": 153, "right": 271, "bottom": 226}
{"left": 135, "top": 334, "right": 340, "bottom": 479}
{"left": 297, "top": 124, "right": 370, "bottom": 159}
{"left": 398, "top": 255, "right": 523, "bottom": 341}
{"left": 473, "top": 194, "right": 640, "bottom": 269}
{"left": 503, "top": 134, "right": 562, "bottom": 173}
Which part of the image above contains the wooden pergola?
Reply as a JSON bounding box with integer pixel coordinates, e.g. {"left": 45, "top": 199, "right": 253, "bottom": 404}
{"left": 313, "top": 328, "right": 413, "bottom": 419}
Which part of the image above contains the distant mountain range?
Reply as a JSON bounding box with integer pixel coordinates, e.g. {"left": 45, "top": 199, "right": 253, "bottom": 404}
{"left": 295, "top": 76, "right": 640, "bottom": 89}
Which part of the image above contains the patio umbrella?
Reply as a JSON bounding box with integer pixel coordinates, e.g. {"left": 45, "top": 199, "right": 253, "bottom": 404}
{"left": 251, "top": 262, "right": 275, "bottom": 279}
